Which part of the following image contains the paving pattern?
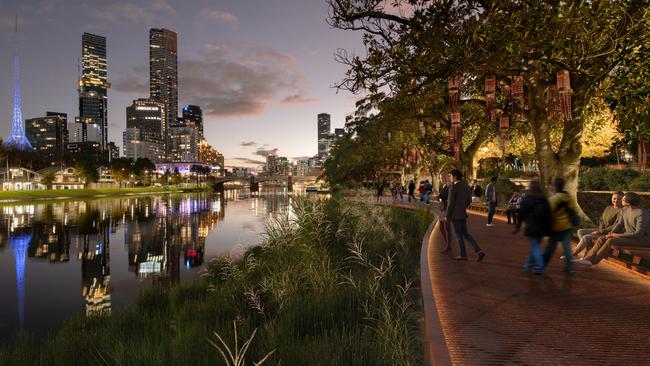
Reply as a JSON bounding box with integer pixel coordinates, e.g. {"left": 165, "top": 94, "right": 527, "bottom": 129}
{"left": 427, "top": 209, "right": 650, "bottom": 365}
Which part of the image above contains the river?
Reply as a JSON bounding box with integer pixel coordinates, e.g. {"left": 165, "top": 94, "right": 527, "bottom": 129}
{"left": 0, "top": 189, "right": 293, "bottom": 344}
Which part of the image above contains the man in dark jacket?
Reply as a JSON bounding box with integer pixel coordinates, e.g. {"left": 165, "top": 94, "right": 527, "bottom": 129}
{"left": 445, "top": 169, "right": 486, "bottom": 262}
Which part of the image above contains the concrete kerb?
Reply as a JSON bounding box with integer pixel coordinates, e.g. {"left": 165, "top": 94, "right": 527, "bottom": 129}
{"left": 420, "top": 219, "right": 453, "bottom": 366}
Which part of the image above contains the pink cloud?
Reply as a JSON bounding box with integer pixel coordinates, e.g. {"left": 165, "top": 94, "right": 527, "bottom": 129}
{"left": 200, "top": 9, "right": 239, "bottom": 29}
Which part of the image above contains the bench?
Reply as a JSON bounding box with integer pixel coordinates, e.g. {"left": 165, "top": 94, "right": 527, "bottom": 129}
{"left": 607, "top": 246, "right": 650, "bottom": 277}
{"left": 469, "top": 203, "right": 508, "bottom": 217}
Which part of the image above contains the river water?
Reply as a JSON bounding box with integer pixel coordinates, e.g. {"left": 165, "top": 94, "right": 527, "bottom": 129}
{"left": 0, "top": 189, "right": 293, "bottom": 343}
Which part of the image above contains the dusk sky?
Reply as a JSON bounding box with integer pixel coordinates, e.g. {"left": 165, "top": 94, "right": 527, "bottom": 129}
{"left": 0, "top": 0, "right": 366, "bottom": 167}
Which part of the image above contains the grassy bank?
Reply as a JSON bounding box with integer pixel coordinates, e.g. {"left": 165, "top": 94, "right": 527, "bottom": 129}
{"left": 0, "top": 197, "right": 433, "bottom": 365}
{"left": 0, "top": 186, "right": 210, "bottom": 203}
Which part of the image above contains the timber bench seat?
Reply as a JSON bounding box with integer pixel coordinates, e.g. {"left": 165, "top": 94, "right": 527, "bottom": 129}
{"left": 468, "top": 203, "right": 508, "bottom": 216}
{"left": 607, "top": 246, "right": 650, "bottom": 277}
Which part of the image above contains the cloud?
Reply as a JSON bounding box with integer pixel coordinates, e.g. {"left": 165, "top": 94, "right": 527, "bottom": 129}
{"left": 240, "top": 141, "right": 258, "bottom": 147}
{"left": 200, "top": 9, "right": 239, "bottom": 29}
{"left": 112, "top": 66, "right": 149, "bottom": 94}
{"left": 95, "top": 0, "right": 175, "bottom": 24}
{"left": 114, "top": 42, "right": 307, "bottom": 117}
{"left": 231, "top": 157, "right": 265, "bottom": 165}
{"left": 180, "top": 43, "right": 306, "bottom": 116}
{"left": 281, "top": 93, "right": 319, "bottom": 105}
{"left": 254, "top": 148, "right": 279, "bottom": 157}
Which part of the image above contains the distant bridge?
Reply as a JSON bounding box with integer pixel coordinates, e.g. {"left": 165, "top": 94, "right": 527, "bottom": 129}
{"left": 210, "top": 175, "right": 318, "bottom": 192}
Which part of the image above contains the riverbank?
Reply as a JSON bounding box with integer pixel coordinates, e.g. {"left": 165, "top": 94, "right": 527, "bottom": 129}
{"left": 0, "top": 196, "right": 433, "bottom": 365}
{"left": 0, "top": 186, "right": 211, "bottom": 205}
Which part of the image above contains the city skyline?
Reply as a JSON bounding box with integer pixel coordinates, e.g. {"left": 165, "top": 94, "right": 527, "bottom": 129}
{"left": 0, "top": 0, "right": 363, "bottom": 167}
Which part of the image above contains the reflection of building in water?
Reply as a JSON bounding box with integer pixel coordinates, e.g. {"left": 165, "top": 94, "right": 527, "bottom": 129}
{"left": 10, "top": 233, "right": 31, "bottom": 330}
{"left": 28, "top": 222, "right": 70, "bottom": 262}
{"left": 77, "top": 211, "right": 112, "bottom": 316}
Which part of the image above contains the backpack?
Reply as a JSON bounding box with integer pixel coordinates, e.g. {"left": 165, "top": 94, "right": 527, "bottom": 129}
{"left": 555, "top": 200, "right": 581, "bottom": 228}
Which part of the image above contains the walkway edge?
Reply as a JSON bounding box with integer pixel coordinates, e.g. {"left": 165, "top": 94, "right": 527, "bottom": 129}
{"left": 420, "top": 219, "right": 453, "bottom": 366}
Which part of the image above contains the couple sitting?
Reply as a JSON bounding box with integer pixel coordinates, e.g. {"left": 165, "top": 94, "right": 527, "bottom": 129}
{"left": 573, "top": 191, "right": 650, "bottom": 265}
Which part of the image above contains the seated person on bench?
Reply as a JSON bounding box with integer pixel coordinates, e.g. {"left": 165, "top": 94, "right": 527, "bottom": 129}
{"left": 577, "top": 192, "right": 650, "bottom": 265}
{"left": 572, "top": 191, "right": 623, "bottom": 259}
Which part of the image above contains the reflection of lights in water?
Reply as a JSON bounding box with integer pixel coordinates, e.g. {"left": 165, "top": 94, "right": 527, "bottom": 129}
{"left": 145, "top": 205, "right": 149, "bottom": 217}
{"left": 10, "top": 234, "right": 31, "bottom": 330}
{"left": 64, "top": 214, "right": 68, "bottom": 225}
{"left": 185, "top": 258, "right": 190, "bottom": 269}
{"left": 53, "top": 224, "right": 56, "bottom": 234}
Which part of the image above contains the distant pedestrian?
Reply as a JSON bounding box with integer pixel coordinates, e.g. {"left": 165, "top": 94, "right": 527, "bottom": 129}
{"left": 438, "top": 173, "right": 451, "bottom": 252}
{"left": 418, "top": 181, "right": 426, "bottom": 202}
{"left": 542, "top": 177, "right": 578, "bottom": 274}
{"left": 471, "top": 179, "right": 483, "bottom": 202}
{"left": 424, "top": 180, "right": 433, "bottom": 203}
{"left": 445, "top": 169, "right": 486, "bottom": 262}
{"left": 514, "top": 181, "right": 551, "bottom": 275}
{"left": 408, "top": 180, "right": 416, "bottom": 202}
{"left": 485, "top": 176, "right": 498, "bottom": 226}
{"left": 376, "top": 181, "right": 384, "bottom": 203}
{"left": 506, "top": 189, "right": 523, "bottom": 225}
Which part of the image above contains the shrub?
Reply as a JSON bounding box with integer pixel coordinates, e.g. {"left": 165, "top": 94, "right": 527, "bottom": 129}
{"left": 629, "top": 172, "right": 650, "bottom": 191}
{"left": 579, "top": 167, "right": 610, "bottom": 190}
{"left": 605, "top": 169, "right": 639, "bottom": 191}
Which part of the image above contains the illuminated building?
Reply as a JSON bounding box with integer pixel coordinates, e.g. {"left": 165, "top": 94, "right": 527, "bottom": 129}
{"left": 197, "top": 139, "right": 224, "bottom": 172}
{"left": 77, "top": 33, "right": 110, "bottom": 158}
{"left": 317, "top": 113, "right": 332, "bottom": 158}
{"left": 65, "top": 141, "right": 102, "bottom": 164}
{"left": 182, "top": 105, "right": 203, "bottom": 140}
{"left": 0, "top": 167, "right": 41, "bottom": 191}
{"left": 168, "top": 122, "right": 198, "bottom": 162}
{"left": 25, "top": 112, "right": 68, "bottom": 160}
{"left": 150, "top": 28, "right": 178, "bottom": 155}
{"left": 124, "top": 99, "right": 167, "bottom": 162}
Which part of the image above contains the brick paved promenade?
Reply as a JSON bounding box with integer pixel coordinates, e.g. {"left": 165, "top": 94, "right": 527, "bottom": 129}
{"left": 426, "top": 205, "right": 650, "bottom": 365}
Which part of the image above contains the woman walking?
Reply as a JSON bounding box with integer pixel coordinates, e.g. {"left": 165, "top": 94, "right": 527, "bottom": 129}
{"left": 438, "top": 173, "right": 452, "bottom": 252}
{"left": 514, "top": 181, "right": 551, "bottom": 275}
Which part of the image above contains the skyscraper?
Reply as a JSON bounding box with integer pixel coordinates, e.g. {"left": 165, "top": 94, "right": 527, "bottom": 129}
{"left": 78, "top": 33, "right": 109, "bottom": 158}
{"left": 25, "top": 112, "right": 68, "bottom": 160}
{"left": 4, "top": 16, "right": 31, "bottom": 151}
{"left": 149, "top": 27, "right": 178, "bottom": 155}
{"left": 124, "top": 99, "right": 166, "bottom": 162}
{"left": 182, "top": 105, "right": 203, "bottom": 140}
{"left": 317, "top": 113, "right": 332, "bottom": 158}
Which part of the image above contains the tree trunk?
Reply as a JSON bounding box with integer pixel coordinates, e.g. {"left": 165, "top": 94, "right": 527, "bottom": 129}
{"left": 527, "top": 79, "right": 593, "bottom": 225}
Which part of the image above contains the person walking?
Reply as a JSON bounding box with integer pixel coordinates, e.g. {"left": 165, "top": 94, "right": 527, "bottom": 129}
{"left": 376, "top": 181, "right": 385, "bottom": 203}
{"left": 485, "top": 176, "right": 498, "bottom": 226}
{"left": 514, "top": 181, "right": 551, "bottom": 275}
{"left": 471, "top": 179, "right": 483, "bottom": 202}
{"left": 542, "top": 177, "right": 578, "bottom": 274}
{"left": 445, "top": 169, "right": 486, "bottom": 261}
{"left": 438, "top": 173, "right": 452, "bottom": 252}
{"left": 407, "top": 180, "right": 416, "bottom": 203}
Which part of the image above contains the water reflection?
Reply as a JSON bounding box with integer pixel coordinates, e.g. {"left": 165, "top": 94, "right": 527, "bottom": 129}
{"left": 0, "top": 190, "right": 289, "bottom": 342}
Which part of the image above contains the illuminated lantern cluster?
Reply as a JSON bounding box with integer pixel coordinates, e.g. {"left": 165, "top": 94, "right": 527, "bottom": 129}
{"left": 418, "top": 108, "right": 426, "bottom": 137}
{"left": 557, "top": 70, "right": 573, "bottom": 121}
{"left": 484, "top": 76, "right": 496, "bottom": 121}
{"left": 512, "top": 76, "right": 525, "bottom": 119}
{"left": 448, "top": 76, "right": 462, "bottom": 160}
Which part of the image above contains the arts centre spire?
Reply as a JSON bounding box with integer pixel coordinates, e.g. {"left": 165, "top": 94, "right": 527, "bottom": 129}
{"left": 4, "top": 15, "right": 32, "bottom": 150}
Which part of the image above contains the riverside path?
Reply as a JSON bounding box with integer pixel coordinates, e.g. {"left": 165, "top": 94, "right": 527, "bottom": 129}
{"left": 423, "top": 204, "right": 650, "bottom": 365}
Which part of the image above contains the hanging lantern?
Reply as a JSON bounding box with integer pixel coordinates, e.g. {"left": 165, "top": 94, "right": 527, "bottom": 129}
{"left": 450, "top": 112, "right": 461, "bottom": 125}
{"left": 435, "top": 120, "right": 441, "bottom": 130}
{"left": 387, "top": 132, "right": 392, "bottom": 142}
{"left": 407, "top": 77, "right": 416, "bottom": 95}
{"left": 499, "top": 114, "right": 510, "bottom": 130}
{"left": 512, "top": 76, "right": 524, "bottom": 100}
{"left": 419, "top": 120, "right": 426, "bottom": 137}
{"left": 485, "top": 76, "right": 497, "bottom": 121}
{"left": 453, "top": 143, "right": 460, "bottom": 161}
{"left": 448, "top": 76, "right": 461, "bottom": 113}
{"left": 556, "top": 70, "right": 573, "bottom": 121}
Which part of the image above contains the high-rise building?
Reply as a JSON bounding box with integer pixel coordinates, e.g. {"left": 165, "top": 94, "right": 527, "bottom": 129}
{"left": 168, "top": 122, "right": 198, "bottom": 162}
{"left": 334, "top": 128, "right": 345, "bottom": 138}
{"left": 123, "top": 128, "right": 165, "bottom": 162}
{"left": 149, "top": 28, "right": 178, "bottom": 155}
{"left": 25, "top": 112, "right": 68, "bottom": 160}
{"left": 126, "top": 99, "right": 167, "bottom": 139}
{"left": 78, "top": 33, "right": 109, "bottom": 158}
{"left": 317, "top": 113, "right": 332, "bottom": 158}
{"left": 197, "top": 139, "right": 224, "bottom": 171}
{"left": 182, "top": 105, "right": 203, "bottom": 140}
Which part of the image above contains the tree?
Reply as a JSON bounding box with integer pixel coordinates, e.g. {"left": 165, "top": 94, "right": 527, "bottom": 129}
{"left": 110, "top": 158, "right": 133, "bottom": 187}
{"left": 75, "top": 160, "right": 99, "bottom": 184}
{"left": 329, "top": 0, "right": 649, "bottom": 219}
{"left": 133, "top": 158, "right": 155, "bottom": 185}
{"left": 41, "top": 172, "right": 55, "bottom": 190}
